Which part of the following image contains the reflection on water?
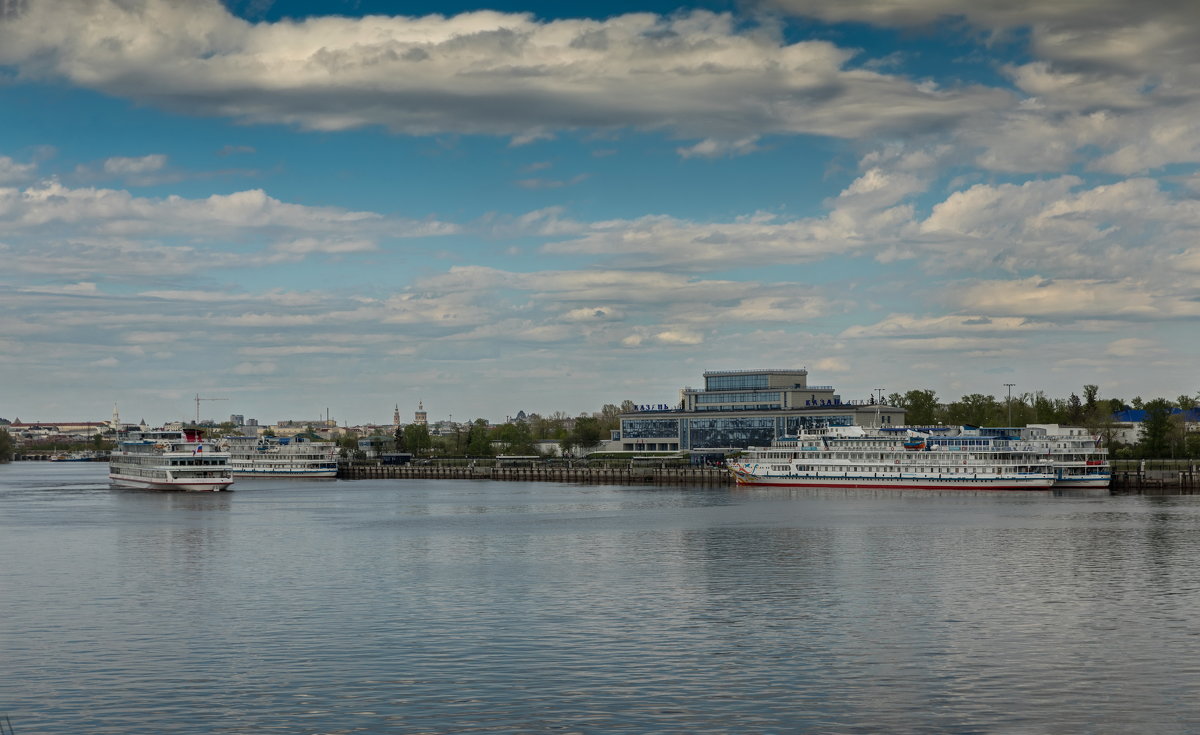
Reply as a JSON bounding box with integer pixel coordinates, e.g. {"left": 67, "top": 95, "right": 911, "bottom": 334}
{"left": 3, "top": 463, "right": 1200, "bottom": 734}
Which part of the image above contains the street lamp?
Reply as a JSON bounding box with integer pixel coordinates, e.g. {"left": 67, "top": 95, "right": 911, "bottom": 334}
{"left": 1004, "top": 383, "right": 1016, "bottom": 426}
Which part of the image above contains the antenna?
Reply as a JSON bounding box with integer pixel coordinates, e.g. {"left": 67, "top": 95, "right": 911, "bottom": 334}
{"left": 194, "top": 394, "right": 229, "bottom": 424}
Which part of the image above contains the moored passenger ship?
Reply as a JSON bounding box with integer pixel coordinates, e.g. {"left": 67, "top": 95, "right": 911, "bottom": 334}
{"left": 729, "top": 426, "right": 1057, "bottom": 490}
{"left": 220, "top": 435, "right": 339, "bottom": 478}
{"left": 108, "top": 428, "right": 234, "bottom": 492}
{"left": 1015, "top": 424, "right": 1110, "bottom": 488}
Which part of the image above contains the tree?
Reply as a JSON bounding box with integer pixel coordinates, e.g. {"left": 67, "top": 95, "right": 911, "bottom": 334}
{"left": 0, "top": 428, "right": 12, "bottom": 462}
{"left": 1140, "top": 398, "right": 1174, "bottom": 458}
{"left": 403, "top": 423, "right": 431, "bottom": 456}
{"left": 945, "top": 394, "right": 1000, "bottom": 427}
{"left": 1083, "top": 384, "right": 1099, "bottom": 415}
{"left": 897, "top": 389, "right": 940, "bottom": 425}
{"left": 561, "top": 415, "right": 603, "bottom": 456}
{"left": 1066, "top": 393, "right": 1083, "bottom": 424}
{"left": 464, "top": 419, "right": 493, "bottom": 456}
{"left": 494, "top": 421, "right": 534, "bottom": 454}
{"left": 393, "top": 424, "right": 407, "bottom": 452}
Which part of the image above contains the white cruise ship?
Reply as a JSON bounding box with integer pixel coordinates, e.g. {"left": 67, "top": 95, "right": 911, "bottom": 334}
{"left": 109, "top": 428, "right": 234, "bottom": 492}
{"left": 1014, "top": 424, "right": 1110, "bottom": 488}
{"left": 729, "top": 426, "right": 1057, "bottom": 490}
{"left": 220, "top": 435, "right": 338, "bottom": 478}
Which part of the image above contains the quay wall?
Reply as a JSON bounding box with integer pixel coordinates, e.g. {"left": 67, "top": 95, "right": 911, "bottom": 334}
{"left": 1110, "top": 467, "right": 1200, "bottom": 494}
{"left": 339, "top": 462, "right": 734, "bottom": 486}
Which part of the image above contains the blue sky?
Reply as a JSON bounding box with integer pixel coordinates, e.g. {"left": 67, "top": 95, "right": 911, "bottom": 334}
{"left": 2, "top": 0, "right": 1199, "bottom": 426}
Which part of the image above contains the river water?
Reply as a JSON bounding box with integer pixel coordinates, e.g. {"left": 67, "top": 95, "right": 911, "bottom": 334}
{"left": 3, "top": 462, "right": 1200, "bottom": 734}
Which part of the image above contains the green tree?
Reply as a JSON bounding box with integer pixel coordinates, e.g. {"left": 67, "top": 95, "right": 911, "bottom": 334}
{"left": 598, "top": 404, "right": 623, "bottom": 433}
{"left": 403, "top": 423, "right": 432, "bottom": 456}
{"left": 464, "top": 419, "right": 493, "bottom": 456}
{"left": 0, "top": 428, "right": 13, "bottom": 462}
{"left": 1186, "top": 431, "right": 1200, "bottom": 460}
{"left": 494, "top": 421, "right": 535, "bottom": 454}
{"left": 561, "top": 415, "right": 603, "bottom": 456}
{"left": 393, "top": 424, "right": 407, "bottom": 452}
{"left": 897, "top": 389, "right": 940, "bottom": 425}
{"left": 1140, "top": 398, "right": 1174, "bottom": 458}
{"left": 945, "top": 394, "right": 1000, "bottom": 427}
{"left": 1083, "top": 384, "right": 1099, "bottom": 416}
{"left": 1066, "top": 393, "right": 1083, "bottom": 424}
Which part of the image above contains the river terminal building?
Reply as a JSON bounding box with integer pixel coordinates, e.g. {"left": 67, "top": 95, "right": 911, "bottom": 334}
{"left": 618, "top": 368, "right": 905, "bottom": 452}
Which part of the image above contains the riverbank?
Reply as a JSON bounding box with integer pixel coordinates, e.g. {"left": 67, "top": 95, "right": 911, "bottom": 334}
{"left": 338, "top": 462, "right": 734, "bottom": 486}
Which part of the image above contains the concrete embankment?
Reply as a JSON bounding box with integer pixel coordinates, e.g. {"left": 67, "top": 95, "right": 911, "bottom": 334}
{"left": 1110, "top": 466, "right": 1200, "bottom": 494}
{"left": 339, "top": 462, "right": 734, "bottom": 486}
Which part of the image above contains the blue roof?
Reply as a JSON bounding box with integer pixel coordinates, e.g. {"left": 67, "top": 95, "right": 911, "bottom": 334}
{"left": 1113, "top": 408, "right": 1200, "bottom": 422}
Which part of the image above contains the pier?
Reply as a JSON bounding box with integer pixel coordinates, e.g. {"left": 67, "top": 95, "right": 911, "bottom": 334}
{"left": 1110, "top": 464, "right": 1200, "bottom": 494}
{"left": 338, "top": 461, "right": 734, "bottom": 486}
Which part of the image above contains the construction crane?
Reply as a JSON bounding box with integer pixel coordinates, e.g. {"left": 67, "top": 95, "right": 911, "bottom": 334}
{"left": 194, "top": 394, "right": 229, "bottom": 425}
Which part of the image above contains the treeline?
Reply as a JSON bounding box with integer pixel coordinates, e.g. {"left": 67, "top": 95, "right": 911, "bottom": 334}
{"left": 339, "top": 402, "right": 635, "bottom": 459}
{"left": 887, "top": 385, "right": 1200, "bottom": 459}
{"left": 0, "top": 428, "right": 12, "bottom": 462}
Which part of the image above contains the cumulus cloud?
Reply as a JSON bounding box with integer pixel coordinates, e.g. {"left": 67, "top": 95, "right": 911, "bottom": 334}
{"left": 103, "top": 154, "right": 167, "bottom": 176}
{"left": 0, "top": 0, "right": 1009, "bottom": 148}
{"left": 766, "top": 0, "right": 1200, "bottom": 174}
{"left": 0, "top": 180, "right": 455, "bottom": 279}
{"left": 0, "top": 156, "right": 37, "bottom": 185}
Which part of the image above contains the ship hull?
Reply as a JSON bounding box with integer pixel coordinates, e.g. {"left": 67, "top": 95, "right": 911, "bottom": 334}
{"left": 731, "top": 472, "right": 1055, "bottom": 491}
{"left": 231, "top": 467, "right": 336, "bottom": 478}
{"left": 1052, "top": 476, "right": 1111, "bottom": 488}
{"left": 108, "top": 472, "right": 233, "bottom": 492}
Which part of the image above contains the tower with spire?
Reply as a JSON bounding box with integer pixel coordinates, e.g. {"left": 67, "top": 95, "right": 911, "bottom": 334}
{"left": 393, "top": 404, "right": 401, "bottom": 426}
{"left": 414, "top": 401, "right": 427, "bottom": 426}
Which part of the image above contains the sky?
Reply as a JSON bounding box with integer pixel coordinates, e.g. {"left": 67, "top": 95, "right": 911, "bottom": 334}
{"left": 2, "top": 0, "right": 1199, "bottom": 426}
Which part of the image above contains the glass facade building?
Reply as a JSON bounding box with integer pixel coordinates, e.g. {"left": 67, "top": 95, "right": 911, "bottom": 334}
{"left": 619, "top": 369, "right": 904, "bottom": 451}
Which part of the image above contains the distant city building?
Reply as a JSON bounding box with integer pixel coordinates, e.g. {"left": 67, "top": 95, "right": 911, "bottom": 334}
{"left": 275, "top": 419, "right": 337, "bottom": 428}
{"left": 246, "top": 418, "right": 259, "bottom": 427}
{"left": 357, "top": 436, "right": 395, "bottom": 458}
{"left": 618, "top": 368, "right": 905, "bottom": 451}
{"left": 414, "top": 401, "right": 428, "bottom": 426}
{"left": 393, "top": 405, "right": 401, "bottom": 426}
{"left": 230, "top": 414, "right": 245, "bottom": 426}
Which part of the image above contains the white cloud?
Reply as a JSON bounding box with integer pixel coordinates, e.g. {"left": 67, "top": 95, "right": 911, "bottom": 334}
{"left": 232, "top": 361, "right": 278, "bottom": 375}
{"left": 949, "top": 277, "right": 1200, "bottom": 320}
{"left": 0, "top": 1, "right": 1010, "bottom": 146}
{"left": 0, "top": 156, "right": 37, "bottom": 185}
{"left": 676, "top": 137, "right": 761, "bottom": 159}
{"left": 1106, "top": 337, "right": 1160, "bottom": 357}
{"left": 0, "top": 180, "right": 455, "bottom": 279}
{"left": 238, "top": 345, "right": 362, "bottom": 356}
{"left": 814, "top": 357, "right": 848, "bottom": 372}
{"left": 271, "top": 238, "right": 378, "bottom": 255}
{"left": 103, "top": 154, "right": 167, "bottom": 175}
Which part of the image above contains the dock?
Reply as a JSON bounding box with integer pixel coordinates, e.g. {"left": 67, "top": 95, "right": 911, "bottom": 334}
{"left": 338, "top": 461, "right": 734, "bottom": 486}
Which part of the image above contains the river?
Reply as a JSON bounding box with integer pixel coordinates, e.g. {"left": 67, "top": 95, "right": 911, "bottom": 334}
{"left": 3, "top": 462, "right": 1200, "bottom": 734}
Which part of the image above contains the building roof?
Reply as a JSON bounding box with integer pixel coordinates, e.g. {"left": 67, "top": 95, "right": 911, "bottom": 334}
{"left": 1112, "top": 408, "right": 1200, "bottom": 422}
